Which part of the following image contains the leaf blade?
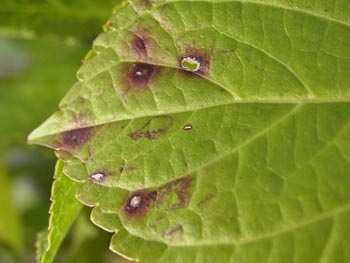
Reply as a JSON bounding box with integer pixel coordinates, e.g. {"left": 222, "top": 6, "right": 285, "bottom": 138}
{"left": 29, "top": 1, "right": 350, "bottom": 262}
{"left": 37, "top": 160, "right": 83, "bottom": 263}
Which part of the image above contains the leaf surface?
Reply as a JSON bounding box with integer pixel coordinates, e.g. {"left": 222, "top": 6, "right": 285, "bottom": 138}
{"left": 36, "top": 161, "right": 82, "bottom": 263}
{"left": 29, "top": 0, "right": 350, "bottom": 262}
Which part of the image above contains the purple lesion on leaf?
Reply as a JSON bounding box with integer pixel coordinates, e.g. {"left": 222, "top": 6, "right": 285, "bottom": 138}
{"left": 123, "top": 190, "right": 157, "bottom": 218}
{"left": 129, "top": 116, "right": 174, "bottom": 140}
{"left": 57, "top": 126, "right": 94, "bottom": 150}
{"left": 122, "top": 176, "right": 193, "bottom": 219}
{"left": 128, "top": 63, "right": 155, "bottom": 87}
{"left": 156, "top": 176, "right": 193, "bottom": 210}
{"left": 131, "top": 34, "right": 148, "bottom": 57}
{"left": 124, "top": 62, "right": 162, "bottom": 91}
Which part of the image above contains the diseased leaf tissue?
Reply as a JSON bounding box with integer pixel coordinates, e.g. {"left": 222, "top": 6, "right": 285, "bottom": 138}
{"left": 29, "top": 0, "right": 350, "bottom": 262}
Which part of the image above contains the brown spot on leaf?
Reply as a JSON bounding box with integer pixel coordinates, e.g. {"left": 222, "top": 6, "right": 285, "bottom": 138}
{"left": 123, "top": 190, "right": 157, "bottom": 218}
{"left": 126, "top": 63, "right": 161, "bottom": 89}
{"left": 58, "top": 127, "right": 93, "bottom": 150}
{"left": 129, "top": 116, "right": 174, "bottom": 140}
{"left": 131, "top": 35, "right": 148, "bottom": 57}
{"left": 148, "top": 190, "right": 157, "bottom": 201}
{"left": 164, "top": 225, "right": 183, "bottom": 241}
{"left": 156, "top": 176, "right": 193, "bottom": 210}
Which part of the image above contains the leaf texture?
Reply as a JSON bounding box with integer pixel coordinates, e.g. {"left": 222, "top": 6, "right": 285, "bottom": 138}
{"left": 36, "top": 161, "right": 82, "bottom": 263}
{"left": 29, "top": 0, "right": 350, "bottom": 262}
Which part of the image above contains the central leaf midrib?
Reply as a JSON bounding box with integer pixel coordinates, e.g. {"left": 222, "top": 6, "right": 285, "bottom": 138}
{"left": 29, "top": 99, "right": 350, "bottom": 141}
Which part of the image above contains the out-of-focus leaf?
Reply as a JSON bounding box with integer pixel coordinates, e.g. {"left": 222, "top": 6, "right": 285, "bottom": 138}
{"left": 36, "top": 229, "right": 49, "bottom": 263}
{"left": 0, "top": 163, "right": 22, "bottom": 251}
{"left": 29, "top": 0, "right": 350, "bottom": 263}
{"left": 0, "top": 39, "right": 29, "bottom": 78}
{"left": 63, "top": 208, "right": 131, "bottom": 263}
{"left": 0, "top": 19, "right": 96, "bottom": 263}
{"left": 0, "top": 246, "right": 17, "bottom": 263}
{"left": 36, "top": 160, "right": 82, "bottom": 263}
{"left": 0, "top": 0, "right": 121, "bottom": 39}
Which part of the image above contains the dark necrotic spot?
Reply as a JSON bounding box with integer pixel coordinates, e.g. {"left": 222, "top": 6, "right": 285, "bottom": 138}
{"left": 58, "top": 127, "right": 93, "bottom": 150}
{"left": 129, "top": 116, "right": 174, "bottom": 140}
{"left": 156, "top": 176, "right": 193, "bottom": 210}
{"left": 127, "top": 63, "right": 158, "bottom": 89}
{"left": 131, "top": 35, "right": 148, "bottom": 57}
{"left": 124, "top": 190, "right": 157, "bottom": 218}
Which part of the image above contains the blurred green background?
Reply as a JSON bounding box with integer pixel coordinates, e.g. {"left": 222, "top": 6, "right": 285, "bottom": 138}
{"left": 0, "top": 1, "right": 131, "bottom": 262}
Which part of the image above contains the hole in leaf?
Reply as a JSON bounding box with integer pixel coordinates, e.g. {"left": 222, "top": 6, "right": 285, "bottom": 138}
{"left": 179, "top": 49, "right": 210, "bottom": 76}
{"left": 181, "top": 57, "right": 201, "bottom": 72}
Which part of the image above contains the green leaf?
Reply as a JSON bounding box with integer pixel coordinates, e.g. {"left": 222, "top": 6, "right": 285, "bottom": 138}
{"left": 29, "top": 0, "right": 350, "bottom": 262}
{"left": 0, "top": 163, "right": 22, "bottom": 251}
{"left": 65, "top": 208, "right": 133, "bottom": 263}
{"left": 36, "top": 160, "right": 83, "bottom": 263}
